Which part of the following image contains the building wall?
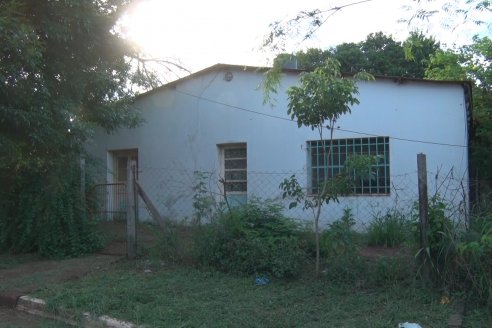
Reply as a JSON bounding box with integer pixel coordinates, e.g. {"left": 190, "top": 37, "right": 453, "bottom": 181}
{"left": 87, "top": 67, "right": 469, "bottom": 228}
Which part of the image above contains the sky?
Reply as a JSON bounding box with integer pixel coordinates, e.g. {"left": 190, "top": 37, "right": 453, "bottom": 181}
{"left": 121, "top": 0, "right": 491, "bottom": 76}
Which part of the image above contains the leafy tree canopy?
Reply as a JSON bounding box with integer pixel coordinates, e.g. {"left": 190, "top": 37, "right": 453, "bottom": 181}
{"left": 0, "top": 0, "right": 161, "bottom": 255}
{"left": 0, "top": 0, "right": 156, "bottom": 175}
{"left": 287, "top": 32, "right": 440, "bottom": 78}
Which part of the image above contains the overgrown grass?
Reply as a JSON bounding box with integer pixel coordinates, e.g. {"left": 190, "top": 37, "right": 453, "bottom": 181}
{"left": 366, "top": 210, "right": 414, "bottom": 247}
{"left": 34, "top": 260, "right": 456, "bottom": 328}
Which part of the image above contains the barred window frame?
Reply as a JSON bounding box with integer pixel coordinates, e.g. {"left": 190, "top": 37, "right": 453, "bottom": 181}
{"left": 218, "top": 143, "right": 247, "bottom": 194}
{"left": 308, "top": 136, "right": 390, "bottom": 195}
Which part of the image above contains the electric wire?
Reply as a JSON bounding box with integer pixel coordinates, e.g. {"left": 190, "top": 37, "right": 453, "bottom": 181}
{"left": 173, "top": 89, "right": 468, "bottom": 149}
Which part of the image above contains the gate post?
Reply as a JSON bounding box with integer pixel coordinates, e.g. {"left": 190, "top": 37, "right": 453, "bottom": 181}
{"left": 417, "top": 153, "right": 430, "bottom": 282}
{"left": 127, "top": 160, "right": 137, "bottom": 259}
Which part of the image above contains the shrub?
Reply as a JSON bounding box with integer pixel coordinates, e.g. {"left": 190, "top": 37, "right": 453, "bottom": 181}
{"left": 320, "top": 208, "right": 360, "bottom": 257}
{"left": 367, "top": 210, "right": 412, "bottom": 247}
{"left": 457, "top": 210, "right": 492, "bottom": 306}
{"left": 0, "top": 162, "right": 102, "bottom": 258}
{"left": 412, "top": 194, "right": 491, "bottom": 306}
{"left": 414, "top": 195, "right": 458, "bottom": 284}
{"left": 194, "top": 199, "right": 307, "bottom": 278}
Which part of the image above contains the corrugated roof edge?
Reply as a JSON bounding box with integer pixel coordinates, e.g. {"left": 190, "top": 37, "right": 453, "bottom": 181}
{"left": 135, "top": 62, "right": 473, "bottom": 101}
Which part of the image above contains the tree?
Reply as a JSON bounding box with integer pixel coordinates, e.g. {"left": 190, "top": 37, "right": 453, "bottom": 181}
{"left": 402, "top": 32, "right": 441, "bottom": 78}
{"left": 289, "top": 32, "right": 439, "bottom": 78}
{"left": 295, "top": 48, "right": 332, "bottom": 72}
{"left": 360, "top": 32, "right": 407, "bottom": 76}
{"left": 0, "top": 0, "right": 163, "bottom": 256}
{"left": 331, "top": 42, "right": 366, "bottom": 73}
{"left": 279, "top": 59, "right": 374, "bottom": 276}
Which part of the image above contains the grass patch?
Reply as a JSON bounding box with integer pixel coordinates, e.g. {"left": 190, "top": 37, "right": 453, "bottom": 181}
{"left": 463, "top": 306, "right": 492, "bottom": 327}
{"left": 35, "top": 260, "right": 453, "bottom": 327}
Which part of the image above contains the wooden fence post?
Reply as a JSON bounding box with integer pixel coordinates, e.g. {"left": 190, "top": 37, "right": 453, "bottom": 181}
{"left": 80, "top": 157, "right": 86, "bottom": 218}
{"left": 80, "top": 157, "right": 86, "bottom": 196}
{"left": 417, "top": 153, "right": 430, "bottom": 282}
{"left": 127, "top": 160, "right": 137, "bottom": 259}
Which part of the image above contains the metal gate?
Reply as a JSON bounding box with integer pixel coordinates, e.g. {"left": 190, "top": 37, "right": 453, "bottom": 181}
{"left": 87, "top": 183, "right": 127, "bottom": 220}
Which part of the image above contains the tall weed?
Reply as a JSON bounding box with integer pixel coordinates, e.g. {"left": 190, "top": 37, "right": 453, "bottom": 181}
{"left": 320, "top": 208, "right": 360, "bottom": 257}
{"left": 367, "top": 210, "right": 412, "bottom": 247}
{"left": 414, "top": 194, "right": 491, "bottom": 306}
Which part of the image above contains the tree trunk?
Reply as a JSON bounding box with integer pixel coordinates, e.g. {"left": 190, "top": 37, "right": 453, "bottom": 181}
{"left": 314, "top": 202, "right": 322, "bottom": 277}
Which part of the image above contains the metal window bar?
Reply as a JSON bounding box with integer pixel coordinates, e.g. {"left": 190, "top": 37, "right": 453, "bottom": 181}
{"left": 309, "top": 137, "right": 390, "bottom": 195}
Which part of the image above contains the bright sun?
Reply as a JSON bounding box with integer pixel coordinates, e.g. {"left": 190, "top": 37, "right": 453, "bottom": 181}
{"left": 121, "top": 1, "right": 189, "bottom": 59}
{"left": 119, "top": 0, "right": 278, "bottom": 72}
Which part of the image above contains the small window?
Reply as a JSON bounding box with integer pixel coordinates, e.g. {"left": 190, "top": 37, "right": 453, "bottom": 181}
{"left": 219, "top": 143, "right": 247, "bottom": 204}
{"left": 308, "top": 137, "right": 390, "bottom": 195}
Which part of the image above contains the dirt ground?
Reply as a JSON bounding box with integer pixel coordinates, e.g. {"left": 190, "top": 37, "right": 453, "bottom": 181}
{"left": 0, "top": 221, "right": 157, "bottom": 327}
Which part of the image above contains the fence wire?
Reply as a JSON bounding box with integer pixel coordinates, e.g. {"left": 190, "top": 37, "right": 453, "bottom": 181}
{"left": 88, "top": 165, "right": 470, "bottom": 230}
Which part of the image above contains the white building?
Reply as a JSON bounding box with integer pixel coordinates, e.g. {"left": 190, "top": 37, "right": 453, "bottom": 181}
{"left": 87, "top": 64, "right": 471, "bottom": 228}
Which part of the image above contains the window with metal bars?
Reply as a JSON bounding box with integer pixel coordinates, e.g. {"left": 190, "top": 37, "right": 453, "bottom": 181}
{"left": 222, "top": 145, "right": 247, "bottom": 193}
{"left": 308, "top": 137, "right": 390, "bottom": 195}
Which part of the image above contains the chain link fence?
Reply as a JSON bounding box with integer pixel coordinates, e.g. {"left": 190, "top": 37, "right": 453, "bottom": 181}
{"left": 88, "top": 163, "right": 469, "bottom": 231}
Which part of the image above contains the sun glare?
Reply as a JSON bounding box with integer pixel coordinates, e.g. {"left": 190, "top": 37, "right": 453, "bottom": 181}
{"left": 123, "top": 1, "right": 186, "bottom": 58}
{"left": 120, "top": 0, "right": 277, "bottom": 72}
{"left": 120, "top": 0, "right": 491, "bottom": 75}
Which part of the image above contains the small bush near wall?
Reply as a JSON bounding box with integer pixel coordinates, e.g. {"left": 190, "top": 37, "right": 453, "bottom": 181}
{"left": 366, "top": 210, "right": 414, "bottom": 247}
{"left": 193, "top": 199, "right": 307, "bottom": 278}
{"left": 320, "top": 208, "right": 361, "bottom": 258}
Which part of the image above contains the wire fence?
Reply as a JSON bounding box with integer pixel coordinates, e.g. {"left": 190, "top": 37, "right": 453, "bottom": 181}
{"left": 88, "top": 164, "right": 470, "bottom": 231}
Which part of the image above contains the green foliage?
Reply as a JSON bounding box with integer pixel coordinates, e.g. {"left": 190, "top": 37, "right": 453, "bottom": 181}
{"left": 415, "top": 195, "right": 457, "bottom": 282}
{"left": 278, "top": 58, "right": 374, "bottom": 276}
{"left": 320, "top": 208, "right": 359, "bottom": 257}
{"left": 413, "top": 194, "right": 492, "bottom": 305}
{"left": 194, "top": 199, "right": 306, "bottom": 278}
{"left": 367, "top": 210, "right": 413, "bottom": 247}
{"left": 0, "top": 161, "right": 102, "bottom": 257}
{"left": 287, "top": 58, "right": 362, "bottom": 133}
{"left": 457, "top": 210, "right": 492, "bottom": 306}
{"left": 291, "top": 32, "right": 440, "bottom": 78}
{"left": 321, "top": 209, "right": 357, "bottom": 256}
{"left": 0, "top": 0, "right": 157, "bottom": 255}
{"left": 144, "top": 222, "right": 194, "bottom": 265}
{"left": 192, "top": 171, "right": 216, "bottom": 225}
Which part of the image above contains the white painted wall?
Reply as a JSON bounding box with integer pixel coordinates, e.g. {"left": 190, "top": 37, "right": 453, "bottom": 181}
{"left": 87, "top": 66, "right": 469, "bottom": 228}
